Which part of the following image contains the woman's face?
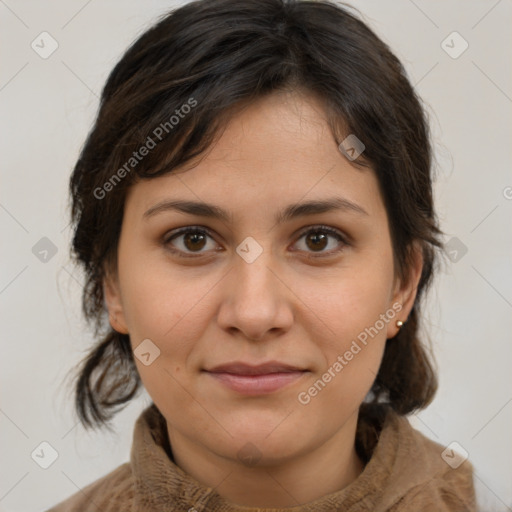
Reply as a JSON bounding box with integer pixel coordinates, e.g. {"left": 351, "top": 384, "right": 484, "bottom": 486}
{"left": 105, "top": 90, "right": 421, "bottom": 467}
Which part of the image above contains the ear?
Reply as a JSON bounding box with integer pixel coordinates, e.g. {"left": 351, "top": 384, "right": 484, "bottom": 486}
{"left": 387, "top": 241, "right": 423, "bottom": 339}
{"left": 103, "top": 267, "right": 129, "bottom": 335}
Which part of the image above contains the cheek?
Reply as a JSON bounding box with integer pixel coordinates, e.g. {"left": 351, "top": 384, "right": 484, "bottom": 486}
{"left": 305, "top": 255, "right": 395, "bottom": 348}
{"left": 295, "top": 256, "right": 394, "bottom": 402}
{"left": 118, "top": 249, "right": 214, "bottom": 340}
{"left": 121, "top": 266, "right": 215, "bottom": 423}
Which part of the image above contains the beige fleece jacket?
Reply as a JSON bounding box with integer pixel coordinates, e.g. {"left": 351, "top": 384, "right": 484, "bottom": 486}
{"left": 46, "top": 404, "right": 476, "bottom": 511}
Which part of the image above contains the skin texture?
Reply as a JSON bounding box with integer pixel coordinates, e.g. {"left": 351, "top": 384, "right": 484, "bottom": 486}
{"left": 104, "top": 90, "right": 423, "bottom": 508}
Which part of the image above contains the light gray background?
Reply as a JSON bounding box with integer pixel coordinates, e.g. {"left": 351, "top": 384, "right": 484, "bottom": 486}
{"left": 1, "top": 1, "right": 511, "bottom": 511}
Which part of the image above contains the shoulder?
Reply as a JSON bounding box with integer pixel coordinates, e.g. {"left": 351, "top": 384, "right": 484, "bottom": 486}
{"left": 391, "top": 456, "right": 477, "bottom": 512}
{"left": 385, "top": 412, "right": 477, "bottom": 511}
{"left": 45, "top": 462, "right": 133, "bottom": 512}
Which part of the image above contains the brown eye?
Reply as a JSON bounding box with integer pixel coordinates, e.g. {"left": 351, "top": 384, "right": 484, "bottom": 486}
{"left": 305, "top": 231, "right": 329, "bottom": 251}
{"left": 293, "top": 226, "right": 348, "bottom": 257}
{"left": 182, "top": 231, "right": 207, "bottom": 251}
{"left": 163, "top": 225, "right": 348, "bottom": 259}
{"left": 164, "top": 228, "right": 218, "bottom": 256}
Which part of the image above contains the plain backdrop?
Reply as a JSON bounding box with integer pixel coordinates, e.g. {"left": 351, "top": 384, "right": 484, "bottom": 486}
{"left": 1, "top": 1, "right": 511, "bottom": 511}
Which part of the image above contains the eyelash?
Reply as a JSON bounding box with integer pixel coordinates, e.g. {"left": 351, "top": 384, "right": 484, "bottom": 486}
{"left": 162, "top": 225, "right": 349, "bottom": 260}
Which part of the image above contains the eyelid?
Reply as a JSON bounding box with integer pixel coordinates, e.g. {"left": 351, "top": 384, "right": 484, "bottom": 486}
{"left": 162, "top": 224, "right": 350, "bottom": 257}
{"left": 290, "top": 224, "right": 349, "bottom": 258}
{"left": 162, "top": 225, "right": 219, "bottom": 257}
{"left": 295, "top": 224, "right": 348, "bottom": 244}
{"left": 163, "top": 225, "right": 217, "bottom": 245}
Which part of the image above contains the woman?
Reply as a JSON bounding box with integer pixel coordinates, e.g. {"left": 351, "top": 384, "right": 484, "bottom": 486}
{"left": 48, "top": 0, "right": 477, "bottom": 510}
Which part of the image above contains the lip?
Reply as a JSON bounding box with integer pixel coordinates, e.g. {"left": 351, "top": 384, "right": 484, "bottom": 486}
{"left": 204, "top": 361, "right": 308, "bottom": 395}
{"left": 206, "top": 361, "right": 305, "bottom": 375}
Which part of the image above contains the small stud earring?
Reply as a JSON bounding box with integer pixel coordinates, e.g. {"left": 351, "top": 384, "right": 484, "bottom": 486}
{"left": 396, "top": 320, "right": 404, "bottom": 330}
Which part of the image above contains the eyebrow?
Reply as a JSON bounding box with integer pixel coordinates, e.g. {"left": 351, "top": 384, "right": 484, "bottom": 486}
{"left": 143, "top": 196, "right": 369, "bottom": 224}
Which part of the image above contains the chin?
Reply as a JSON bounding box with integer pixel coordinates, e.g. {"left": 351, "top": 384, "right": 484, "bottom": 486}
{"left": 220, "top": 423, "right": 311, "bottom": 465}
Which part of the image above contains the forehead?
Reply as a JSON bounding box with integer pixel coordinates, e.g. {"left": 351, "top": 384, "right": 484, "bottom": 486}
{"left": 124, "top": 90, "right": 385, "bottom": 222}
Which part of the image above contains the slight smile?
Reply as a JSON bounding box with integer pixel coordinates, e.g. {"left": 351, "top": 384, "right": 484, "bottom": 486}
{"left": 203, "top": 361, "right": 309, "bottom": 395}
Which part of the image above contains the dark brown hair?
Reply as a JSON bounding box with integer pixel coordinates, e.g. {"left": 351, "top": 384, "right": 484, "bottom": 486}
{"left": 68, "top": 0, "right": 444, "bottom": 430}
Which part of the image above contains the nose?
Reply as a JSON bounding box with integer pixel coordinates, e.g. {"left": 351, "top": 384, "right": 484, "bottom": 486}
{"left": 216, "top": 241, "right": 294, "bottom": 342}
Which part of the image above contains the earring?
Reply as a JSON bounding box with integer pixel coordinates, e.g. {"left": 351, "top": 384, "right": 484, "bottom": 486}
{"left": 396, "top": 320, "right": 404, "bottom": 330}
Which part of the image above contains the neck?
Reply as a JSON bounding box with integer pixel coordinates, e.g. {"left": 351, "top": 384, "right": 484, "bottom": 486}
{"left": 166, "top": 410, "right": 365, "bottom": 508}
